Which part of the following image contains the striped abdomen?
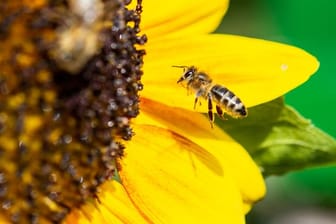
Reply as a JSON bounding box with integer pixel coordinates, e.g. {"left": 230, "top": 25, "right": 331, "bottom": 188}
{"left": 210, "top": 84, "right": 247, "bottom": 118}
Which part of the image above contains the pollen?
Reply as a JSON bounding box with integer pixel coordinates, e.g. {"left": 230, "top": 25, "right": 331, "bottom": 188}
{"left": 280, "top": 63, "right": 289, "bottom": 72}
{"left": 0, "top": 0, "right": 146, "bottom": 223}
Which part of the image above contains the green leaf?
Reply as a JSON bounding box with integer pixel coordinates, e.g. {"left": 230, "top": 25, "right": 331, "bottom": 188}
{"left": 219, "top": 97, "right": 336, "bottom": 176}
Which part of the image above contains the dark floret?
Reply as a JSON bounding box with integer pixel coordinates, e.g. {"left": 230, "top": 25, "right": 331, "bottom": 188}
{"left": 0, "top": 0, "right": 146, "bottom": 223}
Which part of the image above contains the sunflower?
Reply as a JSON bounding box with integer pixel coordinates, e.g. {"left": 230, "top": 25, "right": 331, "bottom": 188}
{"left": 0, "top": 0, "right": 319, "bottom": 223}
{"left": 69, "top": 0, "right": 318, "bottom": 223}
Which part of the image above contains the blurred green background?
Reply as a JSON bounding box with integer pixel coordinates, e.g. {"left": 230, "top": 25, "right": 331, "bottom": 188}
{"left": 217, "top": 0, "right": 336, "bottom": 223}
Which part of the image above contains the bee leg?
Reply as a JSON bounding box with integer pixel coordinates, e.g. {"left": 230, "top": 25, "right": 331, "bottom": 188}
{"left": 187, "top": 87, "right": 191, "bottom": 96}
{"left": 193, "top": 97, "right": 202, "bottom": 109}
{"left": 186, "top": 79, "right": 193, "bottom": 95}
{"left": 194, "top": 90, "right": 203, "bottom": 109}
{"left": 216, "top": 105, "right": 227, "bottom": 120}
{"left": 207, "top": 95, "right": 214, "bottom": 128}
{"left": 216, "top": 105, "right": 223, "bottom": 118}
{"left": 194, "top": 97, "right": 198, "bottom": 110}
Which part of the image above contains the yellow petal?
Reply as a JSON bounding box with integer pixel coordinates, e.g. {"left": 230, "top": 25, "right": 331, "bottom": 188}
{"left": 142, "top": 34, "right": 319, "bottom": 112}
{"left": 131, "top": 0, "right": 228, "bottom": 38}
{"left": 64, "top": 181, "right": 149, "bottom": 224}
{"left": 243, "top": 203, "right": 252, "bottom": 215}
{"left": 136, "top": 98, "right": 266, "bottom": 209}
{"left": 120, "top": 124, "right": 245, "bottom": 223}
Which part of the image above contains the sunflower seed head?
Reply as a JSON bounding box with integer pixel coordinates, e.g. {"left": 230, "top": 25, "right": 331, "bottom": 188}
{"left": 0, "top": 0, "right": 146, "bottom": 223}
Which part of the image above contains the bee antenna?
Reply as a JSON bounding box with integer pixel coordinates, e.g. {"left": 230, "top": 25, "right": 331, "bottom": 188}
{"left": 172, "top": 65, "right": 189, "bottom": 69}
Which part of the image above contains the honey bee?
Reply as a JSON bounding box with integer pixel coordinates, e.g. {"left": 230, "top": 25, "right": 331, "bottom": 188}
{"left": 175, "top": 65, "right": 247, "bottom": 127}
{"left": 46, "top": 0, "right": 116, "bottom": 73}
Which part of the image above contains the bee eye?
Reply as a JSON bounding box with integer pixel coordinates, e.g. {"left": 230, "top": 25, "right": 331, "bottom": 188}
{"left": 185, "top": 71, "right": 193, "bottom": 78}
{"left": 177, "top": 70, "right": 193, "bottom": 83}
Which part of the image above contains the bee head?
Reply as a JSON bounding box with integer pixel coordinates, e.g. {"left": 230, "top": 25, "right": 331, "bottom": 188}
{"left": 174, "top": 66, "right": 197, "bottom": 83}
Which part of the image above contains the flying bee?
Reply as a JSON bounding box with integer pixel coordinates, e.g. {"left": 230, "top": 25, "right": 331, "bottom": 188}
{"left": 175, "top": 65, "right": 247, "bottom": 127}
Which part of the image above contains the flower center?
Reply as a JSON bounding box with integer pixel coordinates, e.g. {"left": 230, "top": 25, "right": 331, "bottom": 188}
{"left": 0, "top": 0, "right": 146, "bottom": 223}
